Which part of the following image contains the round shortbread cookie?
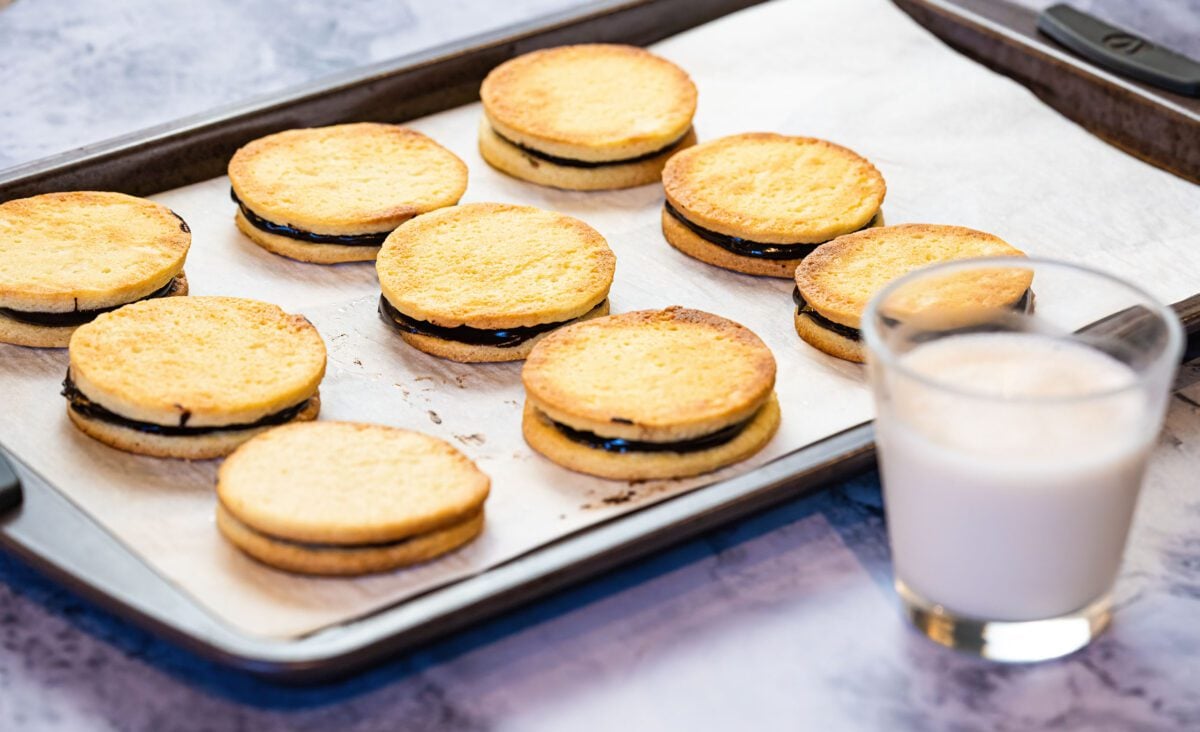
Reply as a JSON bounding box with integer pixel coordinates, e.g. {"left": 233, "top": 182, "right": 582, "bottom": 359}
{"left": 663, "top": 133, "right": 886, "bottom": 245}
{"left": 522, "top": 307, "right": 777, "bottom": 443}
{"left": 0, "top": 271, "right": 188, "bottom": 349}
{"left": 217, "top": 504, "right": 484, "bottom": 576}
{"left": 234, "top": 210, "right": 380, "bottom": 264}
{"left": 377, "top": 203, "right": 616, "bottom": 361}
{"left": 390, "top": 299, "right": 610, "bottom": 364}
{"left": 794, "top": 224, "right": 1029, "bottom": 330}
{"left": 480, "top": 44, "right": 697, "bottom": 162}
{"left": 67, "top": 392, "right": 320, "bottom": 460}
{"left": 68, "top": 296, "right": 326, "bottom": 431}
{"left": 522, "top": 393, "right": 780, "bottom": 481}
{"left": 479, "top": 119, "right": 696, "bottom": 191}
{"left": 0, "top": 191, "right": 190, "bottom": 313}
{"left": 217, "top": 421, "right": 490, "bottom": 545}
{"left": 228, "top": 123, "right": 467, "bottom": 259}
{"left": 661, "top": 206, "right": 884, "bottom": 279}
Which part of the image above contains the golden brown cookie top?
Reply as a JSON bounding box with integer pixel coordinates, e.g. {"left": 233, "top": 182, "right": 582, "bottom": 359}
{"left": 68, "top": 296, "right": 326, "bottom": 427}
{"left": 522, "top": 307, "right": 776, "bottom": 440}
{"left": 481, "top": 44, "right": 697, "bottom": 161}
{"left": 377, "top": 203, "right": 615, "bottom": 329}
{"left": 217, "top": 421, "right": 490, "bottom": 544}
{"left": 663, "top": 133, "right": 886, "bottom": 244}
{"left": 794, "top": 224, "right": 1029, "bottom": 328}
{"left": 228, "top": 123, "right": 467, "bottom": 236}
{"left": 0, "top": 191, "right": 190, "bottom": 311}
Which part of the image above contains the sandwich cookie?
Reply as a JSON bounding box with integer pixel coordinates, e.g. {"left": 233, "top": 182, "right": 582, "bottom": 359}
{"left": 662, "top": 133, "right": 886, "bottom": 278}
{"left": 0, "top": 191, "right": 190, "bottom": 348}
{"left": 228, "top": 123, "right": 468, "bottom": 264}
{"left": 793, "top": 224, "right": 1030, "bottom": 363}
{"left": 216, "top": 422, "right": 490, "bottom": 575}
{"left": 377, "top": 203, "right": 616, "bottom": 362}
{"left": 522, "top": 307, "right": 779, "bottom": 480}
{"left": 479, "top": 44, "right": 698, "bottom": 190}
{"left": 65, "top": 296, "right": 326, "bottom": 459}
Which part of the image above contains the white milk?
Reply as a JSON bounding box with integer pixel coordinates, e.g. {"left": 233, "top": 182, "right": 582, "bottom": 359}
{"left": 874, "top": 332, "right": 1153, "bottom": 621}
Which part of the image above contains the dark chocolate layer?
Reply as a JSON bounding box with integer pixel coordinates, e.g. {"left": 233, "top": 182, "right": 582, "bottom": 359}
{"left": 792, "top": 287, "right": 864, "bottom": 342}
{"left": 0, "top": 277, "right": 183, "bottom": 328}
{"left": 62, "top": 374, "right": 312, "bottom": 437}
{"left": 665, "top": 201, "right": 879, "bottom": 261}
{"left": 545, "top": 409, "right": 757, "bottom": 455}
{"left": 379, "top": 295, "right": 602, "bottom": 348}
{"left": 230, "top": 189, "right": 391, "bottom": 247}
{"left": 792, "top": 287, "right": 1035, "bottom": 343}
{"left": 492, "top": 127, "right": 691, "bottom": 169}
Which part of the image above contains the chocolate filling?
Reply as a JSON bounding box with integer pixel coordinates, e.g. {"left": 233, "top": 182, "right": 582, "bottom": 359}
{"left": 792, "top": 287, "right": 865, "bottom": 342}
{"left": 665, "top": 201, "right": 880, "bottom": 261}
{"left": 544, "top": 409, "right": 757, "bottom": 454}
{"left": 379, "top": 295, "right": 603, "bottom": 348}
{"left": 492, "top": 127, "right": 692, "bottom": 169}
{"left": 230, "top": 189, "right": 390, "bottom": 247}
{"left": 792, "top": 287, "right": 1035, "bottom": 342}
{"left": 62, "top": 374, "right": 312, "bottom": 437}
{"left": 0, "top": 277, "right": 183, "bottom": 328}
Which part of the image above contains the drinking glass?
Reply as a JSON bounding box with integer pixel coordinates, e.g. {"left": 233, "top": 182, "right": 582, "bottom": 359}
{"left": 862, "top": 257, "right": 1183, "bottom": 662}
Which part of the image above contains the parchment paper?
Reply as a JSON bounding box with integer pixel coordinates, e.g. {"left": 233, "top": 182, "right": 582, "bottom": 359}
{"left": 1, "top": 0, "right": 1197, "bottom": 639}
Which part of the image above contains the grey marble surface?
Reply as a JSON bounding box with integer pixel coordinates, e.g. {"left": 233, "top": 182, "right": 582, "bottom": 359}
{"left": 1, "top": 1, "right": 1200, "bottom": 730}
{"left": 0, "top": 0, "right": 594, "bottom": 171}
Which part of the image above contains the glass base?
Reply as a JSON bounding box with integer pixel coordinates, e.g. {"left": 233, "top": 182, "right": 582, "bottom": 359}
{"left": 896, "top": 580, "right": 1112, "bottom": 663}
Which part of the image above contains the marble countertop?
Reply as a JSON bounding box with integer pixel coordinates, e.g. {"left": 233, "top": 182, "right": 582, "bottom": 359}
{"left": 1, "top": 1, "right": 1199, "bottom": 730}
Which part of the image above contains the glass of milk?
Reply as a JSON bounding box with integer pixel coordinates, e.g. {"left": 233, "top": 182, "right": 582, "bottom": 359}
{"left": 862, "top": 257, "right": 1183, "bottom": 662}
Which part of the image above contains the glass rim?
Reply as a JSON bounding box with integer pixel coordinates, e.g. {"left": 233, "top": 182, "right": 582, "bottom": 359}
{"left": 860, "top": 256, "right": 1185, "bottom": 404}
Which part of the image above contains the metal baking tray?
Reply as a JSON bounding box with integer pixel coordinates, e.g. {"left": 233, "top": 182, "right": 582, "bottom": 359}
{"left": 0, "top": 0, "right": 1197, "bottom": 683}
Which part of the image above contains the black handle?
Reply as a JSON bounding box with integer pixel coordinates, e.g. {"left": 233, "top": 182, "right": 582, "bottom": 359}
{"left": 0, "top": 450, "right": 22, "bottom": 514}
{"left": 1037, "top": 4, "right": 1200, "bottom": 97}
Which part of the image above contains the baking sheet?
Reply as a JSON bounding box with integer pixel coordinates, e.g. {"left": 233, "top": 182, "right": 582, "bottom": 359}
{"left": 1, "top": 0, "right": 1198, "bottom": 639}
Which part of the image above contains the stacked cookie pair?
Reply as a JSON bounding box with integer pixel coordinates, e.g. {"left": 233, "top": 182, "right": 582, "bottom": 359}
{"left": 0, "top": 192, "right": 191, "bottom": 348}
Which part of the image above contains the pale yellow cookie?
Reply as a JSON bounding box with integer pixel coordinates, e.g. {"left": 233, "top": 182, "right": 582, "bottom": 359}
{"left": 663, "top": 133, "right": 886, "bottom": 244}
{"left": 521, "top": 307, "right": 778, "bottom": 479}
{"left": 792, "top": 224, "right": 1029, "bottom": 362}
{"left": 218, "top": 422, "right": 490, "bottom": 544}
{"left": 479, "top": 44, "right": 697, "bottom": 189}
{"left": 216, "top": 421, "right": 490, "bottom": 575}
{"left": 377, "top": 203, "right": 616, "bottom": 362}
{"left": 228, "top": 123, "right": 467, "bottom": 261}
{"left": 66, "top": 296, "right": 326, "bottom": 458}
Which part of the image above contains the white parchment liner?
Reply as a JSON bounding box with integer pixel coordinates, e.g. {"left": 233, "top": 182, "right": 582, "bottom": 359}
{"left": 1, "top": 0, "right": 1197, "bottom": 638}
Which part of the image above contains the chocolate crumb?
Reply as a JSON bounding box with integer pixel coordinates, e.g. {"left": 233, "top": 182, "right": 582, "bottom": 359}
{"left": 428, "top": 410, "right": 442, "bottom": 425}
{"left": 455, "top": 433, "right": 486, "bottom": 446}
{"left": 602, "top": 490, "right": 637, "bottom": 505}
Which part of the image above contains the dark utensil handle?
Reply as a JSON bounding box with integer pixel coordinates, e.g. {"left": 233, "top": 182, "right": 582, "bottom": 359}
{"left": 1037, "top": 4, "right": 1200, "bottom": 97}
{"left": 1176, "top": 293, "right": 1200, "bottom": 364}
{"left": 0, "top": 450, "right": 21, "bottom": 514}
